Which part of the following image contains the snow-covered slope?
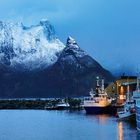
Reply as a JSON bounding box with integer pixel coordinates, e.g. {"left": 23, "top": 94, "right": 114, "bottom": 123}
{"left": 0, "top": 20, "right": 65, "bottom": 70}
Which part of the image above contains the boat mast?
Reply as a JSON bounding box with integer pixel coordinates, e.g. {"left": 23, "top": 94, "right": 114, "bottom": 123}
{"left": 96, "top": 76, "right": 100, "bottom": 87}
{"left": 136, "top": 77, "right": 139, "bottom": 92}
{"left": 101, "top": 79, "right": 104, "bottom": 93}
{"left": 126, "top": 78, "right": 130, "bottom": 102}
{"left": 96, "top": 76, "right": 100, "bottom": 94}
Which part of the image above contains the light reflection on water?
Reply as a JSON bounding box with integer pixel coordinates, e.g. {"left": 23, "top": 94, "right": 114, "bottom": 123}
{"left": 118, "top": 122, "right": 123, "bottom": 140}
{"left": 92, "top": 114, "right": 110, "bottom": 124}
{"left": 0, "top": 110, "right": 138, "bottom": 140}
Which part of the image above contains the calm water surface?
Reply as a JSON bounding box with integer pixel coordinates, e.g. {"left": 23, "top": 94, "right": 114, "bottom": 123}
{"left": 0, "top": 110, "right": 139, "bottom": 140}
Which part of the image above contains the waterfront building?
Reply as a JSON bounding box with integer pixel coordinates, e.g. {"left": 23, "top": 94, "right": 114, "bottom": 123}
{"left": 105, "top": 76, "right": 139, "bottom": 104}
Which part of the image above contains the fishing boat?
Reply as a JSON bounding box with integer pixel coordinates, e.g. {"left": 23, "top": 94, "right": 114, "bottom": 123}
{"left": 134, "top": 77, "right": 140, "bottom": 130}
{"left": 56, "top": 102, "right": 70, "bottom": 110}
{"left": 116, "top": 100, "right": 135, "bottom": 121}
{"left": 84, "top": 77, "right": 112, "bottom": 114}
{"left": 116, "top": 82, "right": 136, "bottom": 120}
{"left": 136, "top": 99, "right": 140, "bottom": 131}
{"left": 44, "top": 99, "right": 70, "bottom": 110}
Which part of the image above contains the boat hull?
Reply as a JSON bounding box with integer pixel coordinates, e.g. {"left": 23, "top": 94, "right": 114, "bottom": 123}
{"left": 109, "top": 104, "right": 124, "bottom": 115}
{"left": 136, "top": 106, "right": 140, "bottom": 130}
{"left": 84, "top": 106, "right": 111, "bottom": 114}
{"left": 117, "top": 112, "right": 135, "bottom": 121}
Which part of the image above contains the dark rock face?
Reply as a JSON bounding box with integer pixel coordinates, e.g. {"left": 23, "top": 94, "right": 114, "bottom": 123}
{"left": 0, "top": 36, "right": 114, "bottom": 98}
{"left": 44, "top": 37, "right": 114, "bottom": 97}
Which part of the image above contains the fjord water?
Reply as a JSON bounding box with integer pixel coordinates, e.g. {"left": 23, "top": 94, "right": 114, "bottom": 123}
{"left": 0, "top": 110, "right": 139, "bottom": 140}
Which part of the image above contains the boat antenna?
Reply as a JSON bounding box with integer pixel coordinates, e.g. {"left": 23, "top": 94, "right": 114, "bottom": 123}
{"left": 136, "top": 67, "right": 139, "bottom": 92}
{"left": 136, "top": 77, "right": 139, "bottom": 92}
{"left": 127, "top": 78, "right": 130, "bottom": 93}
{"left": 126, "top": 78, "right": 130, "bottom": 102}
{"left": 101, "top": 79, "right": 104, "bottom": 93}
{"left": 96, "top": 76, "right": 100, "bottom": 87}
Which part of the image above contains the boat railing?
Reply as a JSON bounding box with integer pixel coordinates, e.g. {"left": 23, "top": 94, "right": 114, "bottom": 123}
{"left": 84, "top": 97, "right": 94, "bottom": 101}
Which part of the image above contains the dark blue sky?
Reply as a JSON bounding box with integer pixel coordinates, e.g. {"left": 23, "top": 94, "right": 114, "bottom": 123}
{"left": 0, "top": 0, "right": 140, "bottom": 75}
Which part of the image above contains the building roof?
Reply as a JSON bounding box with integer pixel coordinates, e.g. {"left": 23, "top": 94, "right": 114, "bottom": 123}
{"left": 119, "top": 76, "right": 137, "bottom": 79}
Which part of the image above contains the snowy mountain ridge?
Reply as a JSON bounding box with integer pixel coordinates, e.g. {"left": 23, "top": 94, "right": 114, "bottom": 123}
{"left": 0, "top": 20, "right": 65, "bottom": 70}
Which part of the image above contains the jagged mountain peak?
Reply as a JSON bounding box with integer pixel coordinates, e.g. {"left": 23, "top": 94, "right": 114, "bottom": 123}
{"left": 39, "top": 19, "right": 50, "bottom": 26}
{"left": 0, "top": 20, "right": 65, "bottom": 70}
{"left": 63, "top": 36, "right": 87, "bottom": 58}
{"left": 67, "top": 36, "right": 76, "bottom": 44}
{"left": 66, "top": 36, "right": 79, "bottom": 49}
{"left": 39, "top": 19, "right": 55, "bottom": 40}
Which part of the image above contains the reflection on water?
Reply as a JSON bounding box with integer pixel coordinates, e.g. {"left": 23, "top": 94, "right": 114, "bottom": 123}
{"left": 86, "top": 114, "right": 111, "bottom": 125}
{"left": 117, "top": 119, "right": 137, "bottom": 140}
{"left": 137, "top": 131, "right": 140, "bottom": 140}
{"left": 118, "top": 122, "right": 123, "bottom": 140}
{"left": 0, "top": 110, "right": 138, "bottom": 140}
{"left": 95, "top": 114, "right": 110, "bottom": 125}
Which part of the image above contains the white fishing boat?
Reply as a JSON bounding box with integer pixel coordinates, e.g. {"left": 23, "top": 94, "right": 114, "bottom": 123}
{"left": 117, "top": 79, "right": 136, "bottom": 120}
{"left": 136, "top": 99, "right": 140, "bottom": 131}
{"left": 44, "top": 99, "right": 70, "bottom": 110}
{"left": 134, "top": 77, "right": 140, "bottom": 130}
{"left": 56, "top": 102, "right": 70, "bottom": 110}
{"left": 117, "top": 100, "right": 135, "bottom": 121}
{"left": 84, "top": 77, "right": 112, "bottom": 114}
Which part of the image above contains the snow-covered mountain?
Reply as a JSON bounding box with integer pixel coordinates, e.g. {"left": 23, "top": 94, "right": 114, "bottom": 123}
{"left": 0, "top": 20, "right": 65, "bottom": 70}
{"left": 0, "top": 20, "right": 114, "bottom": 98}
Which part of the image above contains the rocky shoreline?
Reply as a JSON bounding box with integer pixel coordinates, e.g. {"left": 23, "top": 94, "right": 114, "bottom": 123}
{"left": 0, "top": 98, "right": 83, "bottom": 110}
